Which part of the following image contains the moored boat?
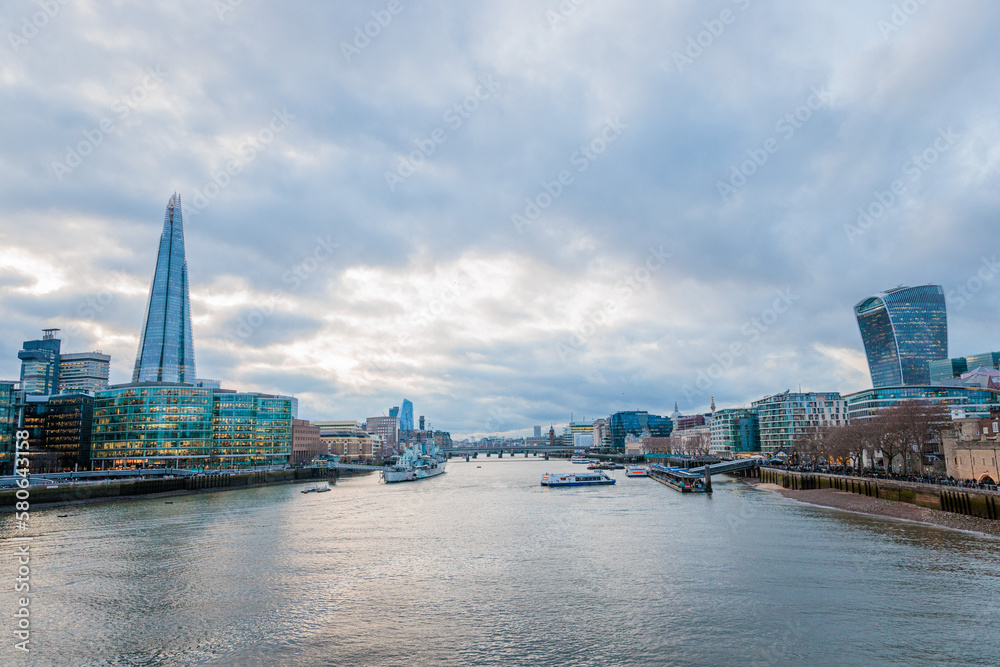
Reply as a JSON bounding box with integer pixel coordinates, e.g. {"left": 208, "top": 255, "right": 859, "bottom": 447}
{"left": 541, "top": 471, "right": 616, "bottom": 487}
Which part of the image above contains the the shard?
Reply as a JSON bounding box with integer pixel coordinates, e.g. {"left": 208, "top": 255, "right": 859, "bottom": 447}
{"left": 132, "top": 193, "right": 196, "bottom": 383}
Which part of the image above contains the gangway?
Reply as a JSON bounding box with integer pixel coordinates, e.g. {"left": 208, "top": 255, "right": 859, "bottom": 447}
{"left": 649, "top": 457, "right": 762, "bottom": 493}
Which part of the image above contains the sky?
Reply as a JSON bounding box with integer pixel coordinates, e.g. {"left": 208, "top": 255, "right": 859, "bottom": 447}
{"left": 1, "top": 0, "right": 999, "bottom": 439}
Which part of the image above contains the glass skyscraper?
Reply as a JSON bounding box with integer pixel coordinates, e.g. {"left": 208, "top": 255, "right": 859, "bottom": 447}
{"left": 854, "top": 285, "right": 948, "bottom": 388}
{"left": 400, "top": 399, "right": 414, "bottom": 433}
{"left": 132, "top": 193, "right": 196, "bottom": 383}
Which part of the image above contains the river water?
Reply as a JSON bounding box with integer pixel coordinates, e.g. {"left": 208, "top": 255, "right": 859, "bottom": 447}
{"left": 2, "top": 459, "right": 999, "bottom": 666}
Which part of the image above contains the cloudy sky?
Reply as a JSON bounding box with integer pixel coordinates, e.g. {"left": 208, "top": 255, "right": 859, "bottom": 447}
{"left": 2, "top": 0, "right": 999, "bottom": 438}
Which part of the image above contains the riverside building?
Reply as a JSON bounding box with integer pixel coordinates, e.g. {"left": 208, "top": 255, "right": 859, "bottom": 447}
{"left": 751, "top": 391, "right": 846, "bottom": 454}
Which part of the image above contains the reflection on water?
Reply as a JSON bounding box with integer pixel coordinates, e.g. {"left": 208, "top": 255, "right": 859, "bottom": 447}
{"left": 2, "top": 461, "right": 999, "bottom": 666}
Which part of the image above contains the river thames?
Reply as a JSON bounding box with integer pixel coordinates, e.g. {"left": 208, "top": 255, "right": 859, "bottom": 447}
{"left": 3, "top": 459, "right": 1000, "bottom": 666}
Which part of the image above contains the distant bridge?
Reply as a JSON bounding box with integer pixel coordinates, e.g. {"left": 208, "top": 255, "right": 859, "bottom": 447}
{"left": 444, "top": 446, "right": 580, "bottom": 456}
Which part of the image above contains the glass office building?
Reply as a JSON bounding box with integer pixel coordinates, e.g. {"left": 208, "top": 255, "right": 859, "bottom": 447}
{"left": 92, "top": 385, "right": 294, "bottom": 470}
{"left": 854, "top": 284, "right": 948, "bottom": 388}
{"left": 845, "top": 386, "right": 1000, "bottom": 422}
{"left": 132, "top": 193, "right": 197, "bottom": 384}
{"left": 212, "top": 391, "right": 293, "bottom": 468}
{"left": 91, "top": 384, "right": 213, "bottom": 468}
{"left": 608, "top": 411, "right": 673, "bottom": 450}
{"left": 0, "top": 381, "right": 20, "bottom": 474}
{"left": 18, "top": 329, "right": 61, "bottom": 395}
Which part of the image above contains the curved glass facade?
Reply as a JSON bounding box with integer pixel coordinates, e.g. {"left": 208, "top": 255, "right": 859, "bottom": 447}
{"left": 132, "top": 193, "right": 196, "bottom": 384}
{"left": 854, "top": 285, "right": 947, "bottom": 388}
{"left": 92, "top": 384, "right": 213, "bottom": 467}
{"left": 845, "top": 386, "right": 1000, "bottom": 422}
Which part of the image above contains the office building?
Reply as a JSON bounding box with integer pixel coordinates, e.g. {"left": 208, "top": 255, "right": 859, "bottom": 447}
{"left": 365, "top": 415, "right": 400, "bottom": 453}
{"left": 751, "top": 391, "right": 846, "bottom": 454}
{"left": 709, "top": 408, "right": 760, "bottom": 457}
{"left": 844, "top": 386, "right": 1000, "bottom": 422}
{"left": 132, "top": 193, "right": 197, "bottom": 384}
{"left": 91, "top": 383, "right": 213, "bottom": 468}
{"left": 58, "top": 352, "right": 111, "bottom": 393}
{"left": 608, "top": 411, "right": 673, "bottom": 450}
{"left": 854, "top": 284, "right": 947, "bottom": 387}
{"left": 316, "top": 421, "right": 380, "bottom": 460}
{"left": 291, "top": 419, "right": 325, "bottom": 466}
{"left": 211, "top": 390, "right": 294, "bottom": 468}
{"left": 20, "top": 393, "right": 94, "bottom": 472}
{"left": 18, "top": 329, "right": 61, "bottom": 395}
{"left": 964, "top": 352, "right": 1000, "bottom": 372}
{"left": 0, "top": 381, "right": 19, "bottom": 474}
{"left": 400, "top": 399, "right": 414, "bottom": 434}
{"left": 929, "top": 357, "right": 968, "bottom": 384}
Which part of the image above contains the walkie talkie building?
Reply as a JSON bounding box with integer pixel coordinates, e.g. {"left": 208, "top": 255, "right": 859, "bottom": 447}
{"left": 854, "top": 284, "right": 948, "bottom": 388}
{"left": 132, "top": 193, "right": 197, "bottom": 384}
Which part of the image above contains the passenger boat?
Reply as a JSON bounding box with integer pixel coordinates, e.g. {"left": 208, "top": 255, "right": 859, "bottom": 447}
{"left": 625, "top": 466, "right": 648, "bottom": 477}
{"left": 541, "top": 471, "right": 616, "bottom": 487}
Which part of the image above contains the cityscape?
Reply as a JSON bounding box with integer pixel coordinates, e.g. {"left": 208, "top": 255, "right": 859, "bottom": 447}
{"left": 2, "top": 2, "right": 1000, "bottom": 666}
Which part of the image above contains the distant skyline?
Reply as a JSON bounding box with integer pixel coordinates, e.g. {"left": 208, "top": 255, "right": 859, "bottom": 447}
{"left": 2, "top": 1, "right": 1000, "bottom": 438}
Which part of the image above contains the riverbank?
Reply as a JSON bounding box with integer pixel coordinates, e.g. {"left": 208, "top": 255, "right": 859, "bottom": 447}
{"left": 748, "top": 479, "right": 1000, "bottom": 538}
{"left": 0, "top": 468, "right": 372, "bottom": 510}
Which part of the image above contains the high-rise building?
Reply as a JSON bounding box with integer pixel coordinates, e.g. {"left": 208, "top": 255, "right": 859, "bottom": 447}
{"left": 752, "top": 391, "right": 846, "bottom": 454}
{"left": 608, "top": 411, "right": 672, "bottom": 450}
{"left": 18, "top": 329, "right": 61, "bottom": 395}
{"left": 400, "top": 399, "right": 414, "bottom": 433}
{"left": 132, "top": 193, "right": 196, "bottom": 384}
{"left": 58, "top": 352, "right": 111, "bottom": 393}
{"left": 854, "top": 285, "right": 947, "bottom": 388}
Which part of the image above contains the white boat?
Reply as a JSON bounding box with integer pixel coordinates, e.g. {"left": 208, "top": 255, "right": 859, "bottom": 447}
{"left": 625, "top": 466, "right": 648, "bottom": 478}
{"left": 381, "top": 441, "right": 447, "bottom": 484}
{"left": 541, "top": 471, "right": 616, "bottom": 487}
{"left": 570, "top": 456, "right": 593, "bottom": 464}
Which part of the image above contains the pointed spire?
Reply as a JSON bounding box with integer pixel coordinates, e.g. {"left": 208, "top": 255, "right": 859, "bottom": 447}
{"left": 132, "top": 193, "right": 197, "bottom": 383}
